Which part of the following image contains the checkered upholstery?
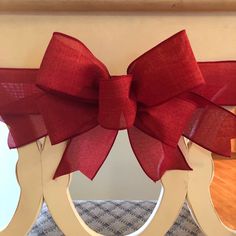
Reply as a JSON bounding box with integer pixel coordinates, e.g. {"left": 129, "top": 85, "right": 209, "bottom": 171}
{"left": 29, "top": 201, "right": 204, "bottom": 236}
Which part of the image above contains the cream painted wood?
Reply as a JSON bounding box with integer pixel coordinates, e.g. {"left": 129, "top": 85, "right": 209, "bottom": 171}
{"left": 0, "top": 136, "right": 188, "bottom": 236}
{"left": 0, "top": 123, "right": 234, "bottom": 236}
{"left": 1, "top": 123, "right": 234, "bottom": 236}
{"left": 41, "top": 137, "right": 102, "bottom": 236}
{"left": 142, "top": 138, "right": 189, "bottom": 236}
{"left": 140, "top": 137, "right": 190, "bottom": 235}
{"left": 42, "top": 136, "right": 188, "bottom": 236}
{"left": 41, "top": 137, "right": 189, "bottom": 236}
{"left": 1, "top": 128, "right": 235, "bottom": 236}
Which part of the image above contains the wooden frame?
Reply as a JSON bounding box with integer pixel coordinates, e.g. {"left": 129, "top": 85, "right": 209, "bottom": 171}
{"left": 0, "top": 137, "right": 193, "bottom": 236}
{"left": 0, "top": 4, "right": 236, "bottom": 235}
{"left": 1, "top": 0, "right": 236, "bottom": 12}
{"left": 1, "top": 135, "right": 235, "bottom": 235}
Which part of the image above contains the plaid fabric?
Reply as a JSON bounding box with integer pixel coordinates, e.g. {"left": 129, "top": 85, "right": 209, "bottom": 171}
{"left": 29, "top": 200, "right": 204, "bottom": 236}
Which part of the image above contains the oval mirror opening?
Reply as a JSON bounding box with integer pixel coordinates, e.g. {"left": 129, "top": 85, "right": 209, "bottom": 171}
{"left": 69, "top": 130, "right": 163, "bottom": 234}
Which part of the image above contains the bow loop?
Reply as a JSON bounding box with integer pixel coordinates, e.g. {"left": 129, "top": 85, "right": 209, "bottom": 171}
{"left": 98, "top": 75, "right": 137, "bottom": 129}
{"left": 37, "top": 32, "right": 109, "bottom": 101}
{"left": 128, "top": 30, "right": 205, "bottom": 106}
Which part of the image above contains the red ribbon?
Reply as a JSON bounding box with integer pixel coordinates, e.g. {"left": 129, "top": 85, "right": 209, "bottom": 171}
{"left": 0, "top": 30, "right": 235, "bottom": 181}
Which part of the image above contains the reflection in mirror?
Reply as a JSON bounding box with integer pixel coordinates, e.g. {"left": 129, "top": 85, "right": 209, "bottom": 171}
{"left": 211, "top": 148, "right": 236, "bottom": 230}
{"left": 69, "top": 130, "right": 162, "bottom": 233}
{"left": 0, "top": 122, "right": 20, "bottom": 230}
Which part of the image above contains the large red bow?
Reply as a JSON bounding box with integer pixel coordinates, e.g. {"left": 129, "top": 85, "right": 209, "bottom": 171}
{"left": 35, "top": 30, "right": 236, "bottom": 181}
{"left": 0, "top": 30, "right": 235, "bottom": 181}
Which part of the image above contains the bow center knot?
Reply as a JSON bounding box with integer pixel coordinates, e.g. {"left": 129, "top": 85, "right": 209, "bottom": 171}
{"left": 98, "top": 75, "right": 137, "bottom": 130}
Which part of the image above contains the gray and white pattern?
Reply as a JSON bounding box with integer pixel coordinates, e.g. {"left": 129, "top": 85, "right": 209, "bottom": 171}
{"left": 29, "top": 201, "right": 204, "bottom": 236}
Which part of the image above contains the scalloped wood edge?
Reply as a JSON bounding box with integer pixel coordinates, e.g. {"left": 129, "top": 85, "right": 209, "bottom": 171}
{"left": 0, "top": 137, "right": 189, "bottom": 236}
{"left": 0, "top": 127, "right": 235, "bottom": 235}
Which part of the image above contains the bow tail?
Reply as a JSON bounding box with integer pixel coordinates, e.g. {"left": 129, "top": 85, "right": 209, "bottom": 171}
{"left": 54, "top": 126, "right": 118, "bottom": 180}
{"left": 183, "top": 93, "right": 236, "bottom": 156}
{"left": 128, "top": 127, "right": 191, "bottom": 182}
{"left": 0, "top": 70, "right": 47, "bottom": 148}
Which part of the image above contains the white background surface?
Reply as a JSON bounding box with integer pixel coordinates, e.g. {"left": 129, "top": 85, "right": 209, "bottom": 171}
{"left": 0, "top": 123, "right": 20, "bottom": 230}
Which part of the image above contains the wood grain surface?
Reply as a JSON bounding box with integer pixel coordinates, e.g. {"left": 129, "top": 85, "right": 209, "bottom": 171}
{"left": 211, "top": 156, "right": 236, "bottom": 229}
{"left": 1, "top": 0, "right": 236, "bottom": 12}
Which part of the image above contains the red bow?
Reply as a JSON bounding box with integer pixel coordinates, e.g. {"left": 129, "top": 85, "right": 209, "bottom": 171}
{"left": 34, "top": 30, "right": 235, "bottom": 181}
{"left": 0, "top": 30, "right": 235, "bottom": 181}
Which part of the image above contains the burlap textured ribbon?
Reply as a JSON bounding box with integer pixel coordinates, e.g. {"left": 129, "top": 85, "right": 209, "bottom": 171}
{"left": 0, "top": 30, "right": 235, "bottom": 181}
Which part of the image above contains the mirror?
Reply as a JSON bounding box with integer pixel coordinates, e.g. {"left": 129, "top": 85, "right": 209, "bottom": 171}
{"left": 0, "top": 122, "right": 20, "bottom": 230}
